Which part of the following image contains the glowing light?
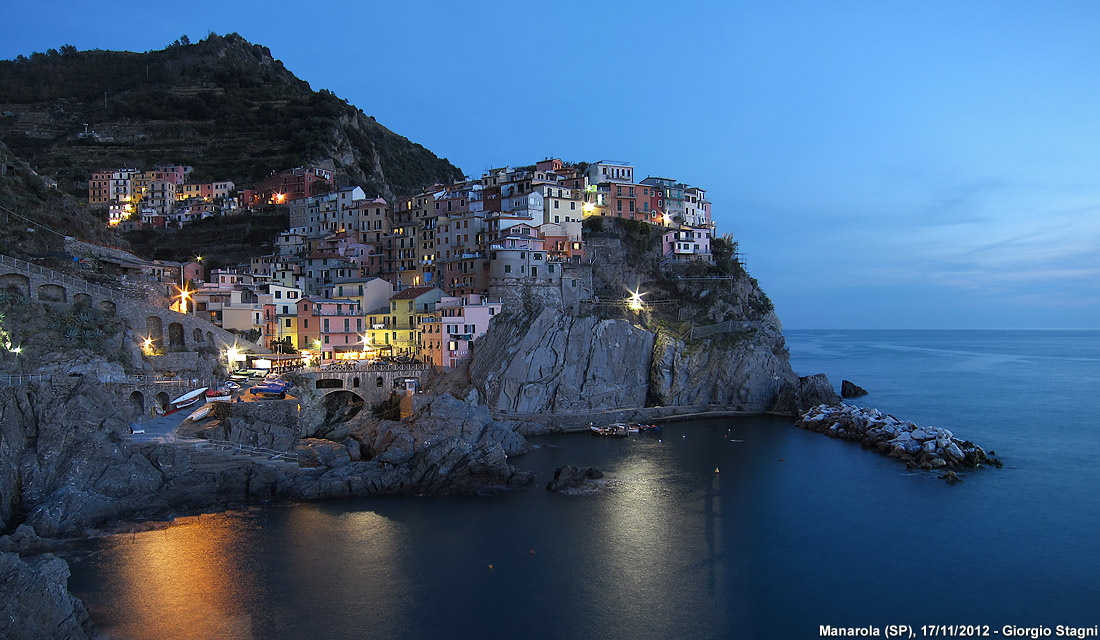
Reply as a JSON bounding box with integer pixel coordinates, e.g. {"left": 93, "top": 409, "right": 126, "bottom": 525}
{"left": 583, "top": 202, "right": 595, "bottom": 213}
{"left": 11, "top": 346, "right": 21, "bottom": 355}
{"left": 627, "top": 289, "right": 645, "bottom": 312}
{"left": 176, "top": 286, "right": 192, "bottom": 314}
{"left": 226, "top": 345, "right": 240, "bottom": 366}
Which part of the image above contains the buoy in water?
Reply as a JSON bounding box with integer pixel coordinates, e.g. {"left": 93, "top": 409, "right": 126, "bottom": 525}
{"left": 714, "top": 467, "right": 720, "bottom": 474}
{"left": 488, "top": 564, "right": 494, "bottom": 570}
{"left": 779, "top": 458, "right": 785, "bottom": 462}
{"left": 529, "top": 549, "right": 536, "bottom": 556}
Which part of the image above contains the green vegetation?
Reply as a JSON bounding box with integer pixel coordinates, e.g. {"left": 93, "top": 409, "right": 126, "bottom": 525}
{"left": 0, "top": 33, "right": 463, "bottom": 200}
{"left": 0, "top": 141, "right": 119, "bottom": 259}
{"left": 122, "top": 208, "right": 288, "bottom": 267}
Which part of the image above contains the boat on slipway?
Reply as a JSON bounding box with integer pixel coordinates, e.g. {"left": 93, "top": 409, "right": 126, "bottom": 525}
{"left": 186, "top": 403, "right": 214, "bottom": 422}
{"left": 164, "top": 387, "right": 207, "bottom": 414}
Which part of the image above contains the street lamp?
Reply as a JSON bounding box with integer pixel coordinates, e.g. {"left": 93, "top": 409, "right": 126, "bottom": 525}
{"left": 226, "top": 345, "right": 240, "bottom": 371}
{"left": 627, "top": 288, "right": 645, "bottom": 312}
{"left": 177, "top": 286, "right": 192, "bottom": 314}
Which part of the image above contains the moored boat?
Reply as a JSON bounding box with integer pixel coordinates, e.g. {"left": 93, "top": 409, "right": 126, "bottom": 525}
{"left": 590, "top": 423, "right": 630, "bottom": 437}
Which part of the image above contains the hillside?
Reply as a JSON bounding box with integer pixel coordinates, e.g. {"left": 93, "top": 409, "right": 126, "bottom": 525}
{"left": 0, "top": 140, "right": 122, "bottom": 260}
{"left": 0, "top": 33, "right": 464, "bottom": 200}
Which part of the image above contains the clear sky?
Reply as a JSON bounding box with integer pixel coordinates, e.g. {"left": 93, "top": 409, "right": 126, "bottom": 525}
{"left": 3, "top": 1, "right": 1099, "bottom": 329}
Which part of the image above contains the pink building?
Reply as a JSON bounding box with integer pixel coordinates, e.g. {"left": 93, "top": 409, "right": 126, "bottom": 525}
{"left": 296, "top": 297, "right": 364, "bottom": 362}
{"left": 421, "top": 294, "right": 502, "bottom": 369}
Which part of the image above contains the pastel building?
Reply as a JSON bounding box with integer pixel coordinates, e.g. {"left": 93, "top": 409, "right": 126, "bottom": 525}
{"left": 385, "top": 286, "right": 444, "bottom": 358}
{"left": 487, "top": 234, "right": 562, "bottom": 283}
{"left": 421, "top": 294, "right": 502, "bottom": 369}
{"left": 296, "top": 297, "right": 364, "bottom": 362}
{"left": 323, "top": 276, "right": 394, "bottom": 317}
{"left": 585, "top": 160, "right": 634, "bottom": 185}
{"left": 177, "top": 181, "right": 235, "bottom": 201}
{"left": 662, "top": 227, "right": 713, "bottom": 263}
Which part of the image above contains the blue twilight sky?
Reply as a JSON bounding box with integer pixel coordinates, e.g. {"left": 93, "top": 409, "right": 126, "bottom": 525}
{"left": 3, "top": 1, "right": 1099, "bottom": 329}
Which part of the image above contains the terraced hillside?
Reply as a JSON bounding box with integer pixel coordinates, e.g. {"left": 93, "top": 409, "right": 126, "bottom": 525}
{"left": 0, "top": 33, "right": 463, "bottom": 200}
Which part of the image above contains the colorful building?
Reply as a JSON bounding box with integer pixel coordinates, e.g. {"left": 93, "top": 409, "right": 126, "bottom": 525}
{"left": 421, "top": 294, "right": 502, "bottom": 369}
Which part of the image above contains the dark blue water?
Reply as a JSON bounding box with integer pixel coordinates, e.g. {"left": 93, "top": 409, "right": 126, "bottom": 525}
{"left": 65, "top": 331, "right": 1100, "bottom": 639}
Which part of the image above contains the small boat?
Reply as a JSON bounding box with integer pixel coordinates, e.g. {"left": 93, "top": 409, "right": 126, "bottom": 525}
{"left": 186, "top": 404, "right": 213, "bottom": 422}
{"left": 168, "top": 387, "right": 207, "bottom": 410}
{"left": 249, "top": 381, "right": 288, "bottom": 399}
{"left": 590, "top": 423, "right": 630, "bottom": 438}
{"left": 205, "top": 389, "right": 231, "bottom": 402}
{"left": 630, "top": 423, "right": 662, "bottom": 433}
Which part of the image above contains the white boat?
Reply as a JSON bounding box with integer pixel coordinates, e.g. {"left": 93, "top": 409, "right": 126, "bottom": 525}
{"left": 186, "top": 404, "right": 213, "bottom": 421}
{"left": 169, "top": 387, "right": 207, "bottom": 410}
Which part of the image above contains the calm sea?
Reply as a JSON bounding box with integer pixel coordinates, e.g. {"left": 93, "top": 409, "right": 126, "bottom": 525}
{"left": 64, "top": 330, "right": 1100, "bottom": 639}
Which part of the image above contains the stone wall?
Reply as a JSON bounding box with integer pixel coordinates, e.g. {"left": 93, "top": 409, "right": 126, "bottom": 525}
{"left": 211, "top": 400, "right": 299, "bottom": 452}
{"left": 0, "top": 253, "right": 260, "bottom": 357}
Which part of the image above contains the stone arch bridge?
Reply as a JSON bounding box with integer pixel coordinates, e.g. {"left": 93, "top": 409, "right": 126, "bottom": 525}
{"left": 289, "top": 364, "right": 431, "bottom": 437}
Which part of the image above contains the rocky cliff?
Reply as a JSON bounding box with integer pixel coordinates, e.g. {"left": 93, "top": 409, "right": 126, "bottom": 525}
{"left": 465, "top": 218, "right": 836, "bottom": 418}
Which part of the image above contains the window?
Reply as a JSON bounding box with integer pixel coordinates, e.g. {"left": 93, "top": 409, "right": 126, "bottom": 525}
{"left": 275, "top": 290, "right": 282, "bottom": 299}
{"left": 303, "top": 319, "right": 309, "bottom": 328}
{"left": 570, "top": 201, "right": 576, "bottom": 210}
{"left": 531, "top": 267, "right": 538, "bottom": 278}
{"left": 554, "top": 200, "right": 559, "bottom": 209}
{"left": 504, "top": 265, "right": 511, "bottom": 274}
{"left": 285, "top": 319, "right": 291, "bottom": 327}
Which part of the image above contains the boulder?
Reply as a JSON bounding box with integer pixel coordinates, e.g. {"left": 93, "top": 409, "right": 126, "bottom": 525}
{"left": 841, "top": 380, "right": 868, "bottom": 398}
{"left": 940, "top": 470, "right": 962, "bottom": 485}
{"left": 546, "top": 465, "right": 605, "bottom": 494}
{"left": 0, "top": 552, "right": 95, "bottom": 640}
{"left": 296, "top": 438, "right": 352, "bottom": 469}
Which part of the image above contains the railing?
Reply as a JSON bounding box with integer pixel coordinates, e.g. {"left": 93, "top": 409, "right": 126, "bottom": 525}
{"left": 200, "top": 438, "right": 299, "bottom": 462}
{"left": 689, "top": 320, "right": 758, "bottom": 340}
{"left": 0, "top": 253, "right": 115, "bottom": 299}
{"left": 302, "top": 363, "right": 429, "bottom": 375}
{"left": 0, "top": 372, "right": 213, "bottom": 388}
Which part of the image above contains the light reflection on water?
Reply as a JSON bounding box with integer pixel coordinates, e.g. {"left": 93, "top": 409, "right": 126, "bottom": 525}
{"left": 85, "top": 513, "right": 260, "bottom": 640}
{"left": 63, "top": 330, "right": 1100, "bottom": 639}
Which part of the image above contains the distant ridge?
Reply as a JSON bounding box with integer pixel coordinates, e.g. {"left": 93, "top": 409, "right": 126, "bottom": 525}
{"left": 0, "top": 33, "right": 464, "bottom": 199}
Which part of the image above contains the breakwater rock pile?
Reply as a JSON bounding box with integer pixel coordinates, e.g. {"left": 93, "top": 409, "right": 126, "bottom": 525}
{"left": 797, "top": 404, "right": 1002, "bottom": 474}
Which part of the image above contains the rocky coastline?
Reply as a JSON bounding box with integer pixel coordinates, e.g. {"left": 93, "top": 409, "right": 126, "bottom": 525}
{"left": 796, "top": 403, "right": 1003, "bottom": 478}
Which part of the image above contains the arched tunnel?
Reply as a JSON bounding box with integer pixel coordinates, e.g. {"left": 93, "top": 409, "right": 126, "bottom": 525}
{"left": 323, "top": 390, "right": 366, "bottom": 426}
